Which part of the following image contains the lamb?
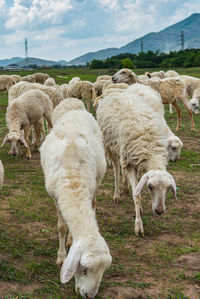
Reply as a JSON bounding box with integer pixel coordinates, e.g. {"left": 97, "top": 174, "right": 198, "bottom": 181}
{"left": 96, "top": 85, "right": 178, "bottom": 236}
{"left": 52, "top": 98, "right": 85, "bottom": 126}
{"left": 145, "top": 70, "right": 165, "bottom": 78}
{"left": 33, "top": 72, "right": 50, "bottom": 84}
{"left": 44, "top": 77, "right": 56, "bottom": 86}
{"left": 18, "top": 83, "right": 64, "bottom": 108}
{"left": 188, "top": 98, "right": 199, "bottom": 114}
{"left": 40, "top": 108, "right": 112, "bottom": 298}
{"left": 1, "top": 89, "right": 53, "bottom": 158}
{"left": 21, "top": 75, "right": 36, "bottom": 83}
{"left": 112, "top": 68, "right": 195, "bottom": 130}
{"left": 96, "top": 75, "right": 112, "bottom": 81}
{"left": 67, "top": 80, "right": 96, "bottom": 111}
{"left": 0, "top": 160, "right": 4, "bottom": 190}
{"left": 0, "top": 75, "right": 16, "bottom": 91}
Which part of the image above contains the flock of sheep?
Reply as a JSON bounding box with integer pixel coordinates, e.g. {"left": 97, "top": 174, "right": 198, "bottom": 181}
{"left": 0, "top": 68, "right": 199, "bottom": 298}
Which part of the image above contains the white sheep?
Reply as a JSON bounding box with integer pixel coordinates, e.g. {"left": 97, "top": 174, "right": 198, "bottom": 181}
{"left": 44, "top": 77, "right": 56, "bottom": 86}
{"left": 33, "top": 72, "right": 50, "bottom": 84}
{"left": 0, "top": 160, "right": 4, "bottom": 190}
{"left": 112, "top": 68, "right": 195, "bottom": 130}
{"left": 93, "top": 79, "right": 112, "bottom": 97}
{"left": 180, "top": 75, "right": 200, "bottom": 114}
{"left": 10, "top": 74, "right": 22, "bottom": 83}
{"left": 52, "top": 98, "right": 85, "bottom": 126}
{"left": 0, "top": 75, "right": 16, "bottom": 91}
{"left": 8, "top": 81, "right": 30, "bottom": 104}
{"left": 127, "top": 84, "right": 183, "bottom": 162}
{"left": 67, "top": 80, "right": 96, "bottom": 111}
{"left": 21, "top": 75, "right": 36, "bottom": 83}
{"left": 1, "top": 89, "right": 53, "bottom": 158}
{"left": 164, "top": 70, "right": 179, "bottom": 78}
{"left": 18, "top": 83, "right": 64, "bottom": 108}
{"left": 145, "top": 71, "right": 165, "bottom": 78}
{"left": 96, "top": 86, "right": 178, "bottom": 236}
{"left": 56, "top": 84, "right": 69, "bottom": 99}
{"left": 68, "top": 77, "right": 81, "bottom": 85}
{"left": 96, "top": 75, "right": 112, "bottom": 81}
{"left": 40, "top": 109, "right": 112, "bottom": 298}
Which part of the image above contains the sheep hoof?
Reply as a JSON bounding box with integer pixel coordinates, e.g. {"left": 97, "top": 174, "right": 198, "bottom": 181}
{"left": 26, "top": 154, "right": 32, "bottom": 159}
{"left": 66, "top": 240, "right": 72, "bottom": 249}
{"left": 175, "top": 127, "right": 180, "bottom": 131}
{"left": 56, "top": 256, "right": 66, "bottom": 266}
{"left": 121, "top": 186, "right": 130, "bottom": 195}
{"left": 113, "top": 197, "right": 120, "bottom": 203}
{"left": 135, "top": 222, "right": 144, "bottom": 236}
{"left": 190, "top": 127, "right": 195, "bottom": 131}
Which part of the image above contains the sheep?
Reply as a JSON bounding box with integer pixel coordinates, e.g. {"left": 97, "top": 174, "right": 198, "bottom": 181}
{"left": 96, "top": 86, "right": 178, "bottom": 236}
{"left": 112, "top": 68, "right": 195, "bottom": 130}
{"left": 1, "top": 89, "right": 53, "bottom": 158}
{"left": 18, "top": 83, "right": 64, "bottom": 108}
{"left": 40, "top": 108, "right": 112, "bottom": 298}
{"left": 188, "top": 98, "right": 199, "bottom": 114}
{"left": 67, "top": 80, "right": 96, "bottom": 111}
{"left": 0, "top": 160, "right": 4, "bottom": 190}
{"left": 56, "top": 84, "right": 69, "bottom": 99}
{"left": 44, "top": 77, "right": 56, "bottom": 86}
{"left": 180, "top": 75, "right": 200, "bottom": 113}
{"left": 0, "top": 75, "right": 16, "bottom": 91}
{"left": 164, "top": 70, "right": 179, "bottom": 78}
{"left": 10, "top": 74, "right": 22, "bottom": 83}
{"left": 96, "top": 75, "right": 112, "bottom": 81}
{"left": 68, "top": 77, "right": 81, "bottom": 85}
{"left": 52, "top": 98, "right": 85, "bottom": 126}
{"left": 127, "top": 84, "right": 183, "bottom": 162}
{"left": 21, "top": 74, "right": 36, "bottom": 83}
{"left": 93, "top": 79, "right": 112, "bottom": 97}
{"left": 93, "top": 82, "right": 129, "bottom": 107}
{"left": 33, "top": 72, "right": 50, "bottom": 84}
{"left": 145, "top": 70, "right": 165, "bottom": 78}
{"left": 8, "top": 81, "right": 30, "bottom": 104}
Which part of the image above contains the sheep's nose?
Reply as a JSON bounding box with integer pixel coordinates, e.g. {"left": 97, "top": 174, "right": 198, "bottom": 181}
{"left": 12, "top": 152, "right": 17, "bottom": 156}
{"left": 155, "top": 204, "right": 164, "bottom": 215}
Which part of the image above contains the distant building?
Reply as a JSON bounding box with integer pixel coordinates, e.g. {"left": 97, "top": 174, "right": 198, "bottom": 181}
{"left": 4, "top": 64, "right": 22, "bottom": 71}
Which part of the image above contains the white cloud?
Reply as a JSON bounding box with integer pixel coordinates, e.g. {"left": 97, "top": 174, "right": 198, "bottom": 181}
{"left": 96, "top": 0, "right": 120, "bottom": 11}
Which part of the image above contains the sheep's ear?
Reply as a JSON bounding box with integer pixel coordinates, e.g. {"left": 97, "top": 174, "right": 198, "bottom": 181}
{"left": 146, "top": 72, "right": 151, "bottom": 78}
{"left": 134, "top": 173, "right": 149, "bottom": 196}
{"left": 19, "top": 134, "right": 28, "bottom": 148}
{"left": 169, "top": 175, "right": 178, "bottom": 200}
{"left": 60, "top": 243, "right": 82, "bottom": 283}
{"left": 1, "top": 134, "right": 9, "bottom": 147}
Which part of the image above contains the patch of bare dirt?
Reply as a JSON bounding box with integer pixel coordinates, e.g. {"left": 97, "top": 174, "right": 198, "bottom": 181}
{"left": 103, "top": 286, "right": 146, "bottom": 299}
{"left": 0, "top": 281, "right": 43, "bottom": 297}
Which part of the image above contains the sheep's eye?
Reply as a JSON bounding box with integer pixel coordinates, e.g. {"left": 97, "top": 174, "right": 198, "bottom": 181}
{"left": 171, "top": 146, "right": 176, "bottom": 150}
{"left": 83, "top": 268, "right": 88, "bottom": 275}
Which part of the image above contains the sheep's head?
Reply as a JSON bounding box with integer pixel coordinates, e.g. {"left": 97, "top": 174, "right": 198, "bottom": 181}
{"left": 1, "top": 131, "right": 27, "bottom": 156}
{"left": 134, "top": 170, "right": 177, "bottom": 215}
{"left": 61, "top": 238, "right": 112, "bottom": 298}
{"left": 188, "top": 98, "right": 199, "bottom": 114}
{"left": 112, "top": 68, "right": 138, "bottom": 85}
{"left": 167, "top": 136, "right": 183, "bottom": 162}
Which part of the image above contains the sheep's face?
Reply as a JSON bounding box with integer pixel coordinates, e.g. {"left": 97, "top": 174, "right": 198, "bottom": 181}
{"left": 1, "top": 131, "right": 27, "bottom": 156}
{"left": 167, "top": 137, "right": 183, "bottom": 162}
{"left": 189, "top": 98, "right": 199, "bottom": 114}
{"left": 61, "top": 239, "right": 112, "bottom": 299}
{"left": 134, "top": 170, "right": 177, "bottom": 215}
{"left": 112, "top": 68, "right": 137, "bottom": 85}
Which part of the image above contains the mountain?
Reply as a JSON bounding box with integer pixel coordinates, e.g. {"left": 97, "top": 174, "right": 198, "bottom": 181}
{"left": 0, "top": 57, "right": 65, "bottom": 67}
{"left": 67, "top": 13, "right": 200, "bottom": 65}
{"left": 0, "top": 57, "right": 23, "bottom": 67}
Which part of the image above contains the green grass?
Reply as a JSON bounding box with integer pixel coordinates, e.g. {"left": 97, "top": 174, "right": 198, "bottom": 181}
{"left": 0, "top": 67, "right": 200, "bottom": 298}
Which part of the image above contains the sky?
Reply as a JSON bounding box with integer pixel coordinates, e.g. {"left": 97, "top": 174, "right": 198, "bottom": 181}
{"left": 0, "top": 0, "right": 200, "bottom": 62}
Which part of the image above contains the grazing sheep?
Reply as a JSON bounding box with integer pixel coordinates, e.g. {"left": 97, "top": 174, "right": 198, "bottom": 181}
{"left": 44, "top": 77, "right": 56, "bottom": 86}
{"left": 11, "top": 74, "right": 22, "bottom": 83}
{"left": 33, "top": 72, "right": 50, "bottom": 84}
{"left": 52, "top": 98, "right": 85, "bottom": 126}
{"left": 21, "top": 75, "right": 36, "bottom": 83}
{"left": 40, "top": 109, "right": 112, "bottom": 298}
{"left": 145, "top": 71, "right": 165, "bottom": 78}
{"left": 96, "top": 86, "right": 178, "bottom": 236}
{"left": 8, "top": 81, "right": 30, "bottom": 104}
{"left": 112, "top": 68, "right": 195, "bottom": 130}
{"left": 96, "top": 75, "right": 112, "bottom": 81}
{"left": 180, "top": 75, "right": 200, "bottom": 113}
{"left": 0, "top": 160, "right": 4, "bottom": 190}
{"left": 67, "top": 80, "right": 96, "bottom": 111}
{"left": 93, "top": 79, "right": 112, "bottom": 97}
{"left": 164, "top": 70, "right": 179, "bottom": 78}
{"left": 0, "top": 75, "right": 16, "bottom": 91}
{"left": 57, "top": 84, "right": 69, "bottom": 99}
{"left": 127, "top": 84, "right": 183, "bottom": 162}
{"left": 68, "top": 77, "right": 81, "bottom": 85}
{"left": 1, "top": 89, "right": 53, "bottom": 158}
{"left": 18, "top": 83, "right": 64, "bottom": 108}
{"left": 188, "top": 98, "right": 199, "bottom": 114}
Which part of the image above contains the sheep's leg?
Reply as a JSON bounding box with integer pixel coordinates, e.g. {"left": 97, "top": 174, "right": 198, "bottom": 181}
{"left": 112, "top": 155, "right": 120, "bottom": 203}
{"left": 127, "top": 168, "right": 144, "bottom": 236}
{"left": 172, "top": 101, "right": 181, "bottom": 130}
{"left": 121, "top": 167, "right": 131, "bottom": 195}
{"left": 92, "top": 191, "right": 97, "bottom": 211}
{"left": 33, "top": 123, "right": 41, "bottom": 150}
{"left": 85, "top": 99, "right": 91, "bottom": 111}
{"left": 31, "top": 125, "right": 36, "bottom": 145}
{"left": 169, "top": 104, "right": 173, "bottom": 114}
{"left": 24, "top": 125, "right": 32, "bottom": 159}
{"left": 179, "top": 95, "right": 195, "bottom": 131}
{"left": 56, "top": 210, "right": 68, "bottom": 266}
{"left": 39, "top": 118, "right": 46, "bottom": 142}
{"left": 44, "top": 112, "right": 53, "bottom": 131}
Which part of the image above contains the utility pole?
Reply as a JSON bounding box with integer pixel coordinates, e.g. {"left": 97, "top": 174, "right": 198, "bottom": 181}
{"left": 25, "top": 38, "right": 28, "bottom": 67}
{"left": 178, "top": 31, "right": 184, "bottom": 50}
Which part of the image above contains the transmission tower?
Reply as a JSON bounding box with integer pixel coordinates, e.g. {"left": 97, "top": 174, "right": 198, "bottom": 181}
{"left": 178, "top": 31, "right": 184, "bottom": 50}
{"left": 25, "top": 38, "right": 28, "bottom": 67}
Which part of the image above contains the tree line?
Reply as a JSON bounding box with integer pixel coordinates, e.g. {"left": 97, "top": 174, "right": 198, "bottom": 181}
{"left": 88, "top": 48, "right": 200, "bottom": 69}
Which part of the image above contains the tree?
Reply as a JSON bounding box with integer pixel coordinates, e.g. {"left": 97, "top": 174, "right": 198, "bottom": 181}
{"left": 121, "top": 58, "right": 134, "bottom": 69}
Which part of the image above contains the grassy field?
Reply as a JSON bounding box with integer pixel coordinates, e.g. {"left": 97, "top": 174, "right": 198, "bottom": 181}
{"left": 0, "top": 68, "right": 200, "bottom": 299}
